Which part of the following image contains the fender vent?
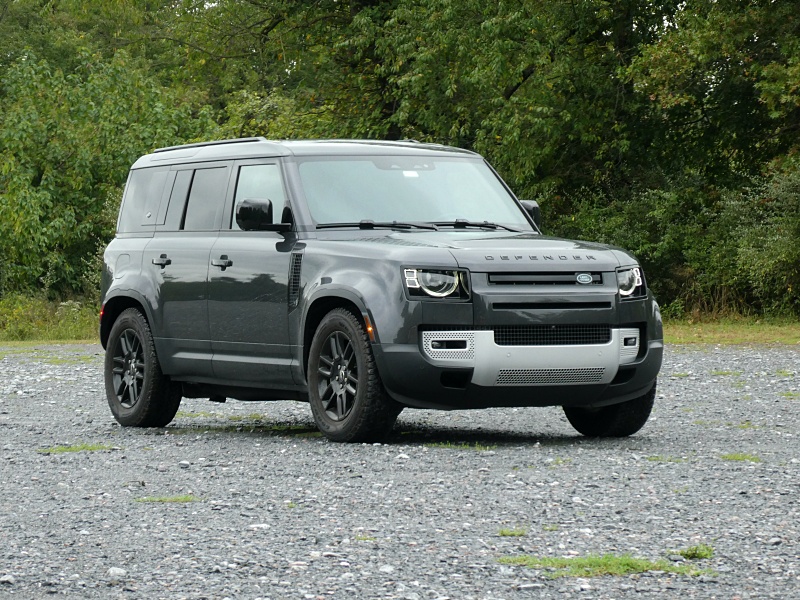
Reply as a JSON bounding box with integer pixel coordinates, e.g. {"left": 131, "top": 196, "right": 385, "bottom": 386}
{"left": 288, "top": 253, "right": 303, "bottom": 308}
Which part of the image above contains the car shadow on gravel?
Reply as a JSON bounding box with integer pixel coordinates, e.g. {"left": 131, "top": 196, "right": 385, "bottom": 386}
{"left": 387, "top": 425, "right": 615, "bottom": 448}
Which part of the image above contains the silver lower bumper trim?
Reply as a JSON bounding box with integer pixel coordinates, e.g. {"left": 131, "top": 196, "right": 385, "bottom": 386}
{"left": 421, "top": 329, "right": 640, "bottom": 386}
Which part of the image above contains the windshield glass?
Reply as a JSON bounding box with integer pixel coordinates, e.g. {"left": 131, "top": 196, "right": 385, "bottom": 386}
{"left": 296, "top": 156, "right": 532, "bottom": 230}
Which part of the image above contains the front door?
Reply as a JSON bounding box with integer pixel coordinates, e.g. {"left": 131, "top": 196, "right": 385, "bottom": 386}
{"left": 208, "top": 161, "right": 297, "bottom": 385}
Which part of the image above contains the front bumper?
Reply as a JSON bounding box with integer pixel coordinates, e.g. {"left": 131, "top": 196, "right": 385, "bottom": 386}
{"left": 373, "top": 327, "right": 663, "bottom": 410}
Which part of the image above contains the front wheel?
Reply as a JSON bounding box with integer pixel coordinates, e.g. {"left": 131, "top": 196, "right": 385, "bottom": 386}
{"left": 308, "top": 308, "right": 402, "bottom": 442}
{"left": 104, "top": 308, "right": 182, "bottom": 427}
{"left": 563, "top": 383, "right": 656, "bottom": 437}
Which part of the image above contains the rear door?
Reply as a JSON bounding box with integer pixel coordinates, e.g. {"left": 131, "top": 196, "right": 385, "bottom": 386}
{"left": 208, "top": 160, "right": 298, "bottom": 385}
{"left": 144, "top": 163, "right": 230, "bottom": 377}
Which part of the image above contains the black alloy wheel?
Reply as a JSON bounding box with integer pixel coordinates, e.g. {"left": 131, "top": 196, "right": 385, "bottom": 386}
{"left": 111, "top": 328, "right": 145, "bottom": 409}
{"left": 104, "top": 308, "right": 182, "bottom": 427}
{"left": 308, "top": 308, "right": 402, "bottom": 442}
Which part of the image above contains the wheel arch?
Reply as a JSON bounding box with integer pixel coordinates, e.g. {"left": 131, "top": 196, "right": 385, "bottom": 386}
{"left": 302, "top": 292, "right": 368, "bottom": 379}
{"left": 100, "top": 293, "right": 153, "bottom": 349}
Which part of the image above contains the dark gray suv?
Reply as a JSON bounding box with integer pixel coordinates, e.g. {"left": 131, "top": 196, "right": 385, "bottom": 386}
{"left": 100, "top": 138, "right": 663, "bottom": 442}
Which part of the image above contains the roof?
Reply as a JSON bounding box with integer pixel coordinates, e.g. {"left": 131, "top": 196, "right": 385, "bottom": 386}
{"left": 131, "top": 138, "right": 479, "bottom": 169}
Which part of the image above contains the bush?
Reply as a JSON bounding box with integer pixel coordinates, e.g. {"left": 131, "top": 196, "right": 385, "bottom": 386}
{"left": 0, "top": 294, "right": 98, "bottom": 341}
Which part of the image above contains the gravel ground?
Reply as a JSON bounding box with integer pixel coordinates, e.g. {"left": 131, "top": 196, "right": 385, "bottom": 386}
{"left": 0, "top": 343, "right": 798, "bottom": 599}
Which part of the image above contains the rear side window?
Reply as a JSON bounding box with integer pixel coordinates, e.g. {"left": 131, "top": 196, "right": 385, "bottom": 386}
{"left": 182, "top": 167, "right": 228, "bottom": 231}
{"left": 118, "top": 168, "right": 168, "bottom": 233}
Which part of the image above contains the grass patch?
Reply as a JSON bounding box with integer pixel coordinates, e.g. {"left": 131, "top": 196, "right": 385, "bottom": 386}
{"left": 710, "top": 370, "right": 742, "bottom": 376}
{"left": 671, "top": 372, "right": 691, "bottom": 378}
{"left": 498, "top": 553, "right": 710, "bottom": 578}
{"left": 38, "top": 442, "right": 114, "bottom": 454}
{"left": 720, "top": 453, "right": 762, "bottom": 463}
{"left": 780, "top": 391, "right": 799, "bottom": 398}
{"left": 355, "top": 535, "right": 377, "bottom": 542}
{"left": 735, "top": 420, "right": 759, "bottom": 430}
{"left": 0, "top": 295, "right": 97, "bottom": 342}
{"left": 775, "top": 369, "right": 795, "bottom": 377}
{"left": 135, "top": 495, "right": 202, "bottom": 503}
{"left": 542, "top": 524, "right": 559, "bottom": 532}
{"left": 499, "top": 528, "right": 527, "bottom": 537}
{"left": 424, "top": 441, "right": 497, "bottom": 451}
{"left": 677, "top": 544, "right": 714, "bottom": 560}
{"left": 664, "top": 317, "right": 800, "bottom": 345}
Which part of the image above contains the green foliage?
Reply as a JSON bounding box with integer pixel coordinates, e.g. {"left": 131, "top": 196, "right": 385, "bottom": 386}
{"left": 0, "top": 0, "right": 798, "bottom": 315}
{"left": 0, "top": 50, "right": 215, "bottom": 295}
{"left": 677, "top": 544, "right": 714, "bottom": 560}
{"left": 0, "top": 294, "right": 98, "bottom": 341}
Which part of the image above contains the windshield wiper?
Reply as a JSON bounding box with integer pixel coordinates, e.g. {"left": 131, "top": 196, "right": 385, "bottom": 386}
{"left": 317, "top": 220, "right": 439, "bottom": 231}
{"left": 432, "top": 219, "right": 522, "bottom": 232}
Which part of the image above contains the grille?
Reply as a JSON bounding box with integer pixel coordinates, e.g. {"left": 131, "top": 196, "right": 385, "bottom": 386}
{"left": 496, "top": 368, "right": 606, "bottom": 385}
{"left": 488, "top": 272, "right": 603, "bottom": 286}
{"left": 493, "top": 324, "right": 611, "bottom": 346}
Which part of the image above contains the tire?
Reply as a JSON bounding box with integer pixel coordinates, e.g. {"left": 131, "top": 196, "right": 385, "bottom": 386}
{"left": 307, "top": 308, "right": 402, "bottom": 442}
{"left": 104, "top": 308, "right": 182, "bottom": 427}
{"left": 564, "top": 383, "right": 656, "bottom": 437}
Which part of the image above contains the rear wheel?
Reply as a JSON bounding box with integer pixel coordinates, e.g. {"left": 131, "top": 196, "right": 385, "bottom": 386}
{"left": 564, "top": 383, "right": 656, "bottom": 437}
{"left": 104, "top": 308, "right": 182, "bottom": 427}
{"left": 308, "top": 308, "right": 402, "bottom": 442}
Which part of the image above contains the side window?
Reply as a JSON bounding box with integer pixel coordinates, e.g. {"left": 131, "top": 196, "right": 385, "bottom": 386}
{"left": 182, "top": 167, "right": 228, "bottom": 231}
{"left": 117, "top": 168, "right": 168, "bottom": 233}
{"left": 231, "top": 164, "right": 287, "bottom": 230}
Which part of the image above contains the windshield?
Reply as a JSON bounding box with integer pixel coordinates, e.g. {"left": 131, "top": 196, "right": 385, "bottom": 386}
{"left": 296, "top": 156, "right": 532, "bottom": 230}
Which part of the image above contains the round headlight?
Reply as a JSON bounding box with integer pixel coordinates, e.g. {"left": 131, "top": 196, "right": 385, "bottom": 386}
{"left": 419, "top": 271, "right": 459, "bottom": 297}
{"left": 617, "top": 269, "right": 639, "bottom": 296}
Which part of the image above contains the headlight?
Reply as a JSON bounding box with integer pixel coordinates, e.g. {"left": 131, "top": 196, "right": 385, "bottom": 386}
{"left": 617, "top": 267, "right": 645, "bottom": 298}
{"left": 404, "top": 268, "right": 470, "bottom": 299}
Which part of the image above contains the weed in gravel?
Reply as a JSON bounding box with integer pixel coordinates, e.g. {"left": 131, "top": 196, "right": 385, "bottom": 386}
{"left": 497, "top": 553, "right": 711, "bottom": 578}
{"left": 498, "top": 528, "right": 527, "bottom": 537}
{"left": 424, "top": 441, "right": 497, "bottom": 451}
{"left": 175, "top": 410, "right": 220, "bottom": 419}
{"left": 542, "top": 524, "right": 559, "bottom": 532}
{"left": 38, "top": 443, "right": 115, "bottom": 454}
{"left": 775, "top": 369, "right": 795, "bottom": 377}
{"left": 671, "top": 372, "right": 691, "bottom": 378}
{"left": 780, "top": 391, "right": 799, "bottom": 398}
{"left": 735, "top": 420, "right": 759, "bottom": 430}
{"left": 135, "top": 495, "right": 202, "bottom": 503}
{"left": 711, "top": 370, "right": 742, "bottom": 376}
{"left": 355, "top": 535, "right": 377, "bottom": 542}
{"left": 676, "top": 544, "right": 714, "bottom": 560}
{"left": 720, "top": 453, "right": 762, "bottom": 463}
{"left": 548, "top": 457, "right": 572, "bottom": 467}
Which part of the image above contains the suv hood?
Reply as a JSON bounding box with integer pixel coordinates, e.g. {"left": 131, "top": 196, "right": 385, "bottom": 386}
{"left": 324, "top": 230, "right": 633, "bottom": 271}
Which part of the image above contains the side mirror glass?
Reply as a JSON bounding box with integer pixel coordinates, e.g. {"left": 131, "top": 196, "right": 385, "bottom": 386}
{"left": 236, "top": 199, "right": 291, "bottom": 232}
{"left": 236, "top": 199, "right": 272, "bottom": 230}
{"left": 520, "top": 200, "right": 542, "bottom": 230}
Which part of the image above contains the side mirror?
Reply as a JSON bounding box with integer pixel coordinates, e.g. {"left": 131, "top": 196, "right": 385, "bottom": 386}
{"left": 520, "top": 200, "right": 541, "bottom": 230}
{"left": 236, "top": 199, "right": 291, "bottom": 232}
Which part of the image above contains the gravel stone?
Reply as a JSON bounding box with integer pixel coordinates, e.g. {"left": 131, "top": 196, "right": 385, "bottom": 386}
{"left": 0, "top": 342, "right": 799, "bottom": 598}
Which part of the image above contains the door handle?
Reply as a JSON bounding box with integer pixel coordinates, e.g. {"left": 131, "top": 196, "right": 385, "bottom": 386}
{"left": 211, "top": 255, "right": 233, "bottom": 270}
{"left": 152, "top": 254, "right": 171, "bottom": 267}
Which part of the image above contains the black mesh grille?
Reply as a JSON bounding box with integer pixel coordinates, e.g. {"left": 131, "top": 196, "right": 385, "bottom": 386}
{"left": 493, "top": 324, "right": 611, "bottom": 346}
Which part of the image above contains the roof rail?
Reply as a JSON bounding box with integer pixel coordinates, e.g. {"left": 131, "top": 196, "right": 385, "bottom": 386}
{"left": 153, "top": 137, "right": 268, "bottom": 154}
